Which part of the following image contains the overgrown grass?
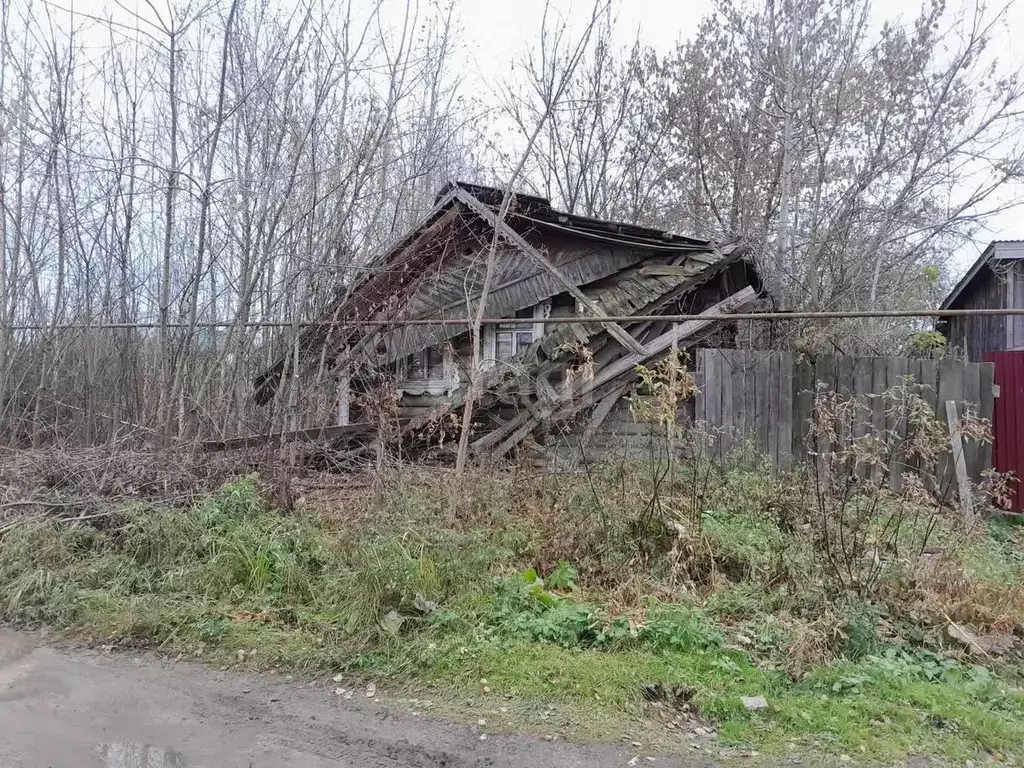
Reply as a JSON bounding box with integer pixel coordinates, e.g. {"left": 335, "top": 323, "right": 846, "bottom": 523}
{"left": 1, "top": 471, "right": 1023, "bottom": 764}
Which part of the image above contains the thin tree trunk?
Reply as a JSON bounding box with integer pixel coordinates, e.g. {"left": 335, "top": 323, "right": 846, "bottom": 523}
{"left": 454, "top": 1, "right": 608, "bottom": 476}
{"left": 157, "top": 28, "right": 180, "bottom": 435}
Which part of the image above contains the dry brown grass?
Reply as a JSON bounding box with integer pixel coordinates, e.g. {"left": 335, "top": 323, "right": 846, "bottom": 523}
{"left": 923, "top": 565, "right": 1024, "bottom": 632}
{"left": 0, "top": 445, "right": 273, "bottom": 533}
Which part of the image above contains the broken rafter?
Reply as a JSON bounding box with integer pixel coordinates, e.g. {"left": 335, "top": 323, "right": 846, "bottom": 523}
{"left": 473, "top": 286, "right": 759, "bottom": 459}
{"left": 585, "top": 287, "right": 757, "bottom": 392}
{"left": 454, "top": 188, "right": 648, "bottom": 357}
{"left": 579, "top": 383, "right": 631, "bottom": 450}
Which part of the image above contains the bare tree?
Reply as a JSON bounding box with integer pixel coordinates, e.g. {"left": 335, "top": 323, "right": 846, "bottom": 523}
{"left": 660, "top": 0, "right": 1024, "bottom": 325}
{"left": 0, "top": 0, "right": 478, "bottom": 446}
{"left": 2, "top": 0, "right": 1022, "bottom": 449}
{"left": 454, "top": 0, "right": 610, "bottom": 475}
{"left": 499, "top": 7, "right": 671, "bottom": 224}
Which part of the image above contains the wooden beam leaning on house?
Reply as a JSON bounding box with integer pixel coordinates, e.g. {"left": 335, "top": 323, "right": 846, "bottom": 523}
{"left": 453, "top": 188, "right": 649, "bottom": 357}
{"left": 473, "top": 286, "right": 759, "bottom": 459}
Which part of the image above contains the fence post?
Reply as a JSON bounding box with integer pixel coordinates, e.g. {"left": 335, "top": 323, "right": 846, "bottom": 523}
{"left": 945, "top": 400, "right": 974, "bottom": 527}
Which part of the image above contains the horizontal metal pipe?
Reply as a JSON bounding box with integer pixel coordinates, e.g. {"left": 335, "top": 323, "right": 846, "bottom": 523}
{"left": 2, "top": 307, "right": 1021, "bottom": 331}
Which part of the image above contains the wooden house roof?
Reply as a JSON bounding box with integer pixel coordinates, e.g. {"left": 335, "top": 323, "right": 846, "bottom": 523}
{"left": 254, "top": 182, "right": 751, "bottom": 404}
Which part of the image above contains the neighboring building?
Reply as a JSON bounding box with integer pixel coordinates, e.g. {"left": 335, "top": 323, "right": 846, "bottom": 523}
{"left": 940, "top": 241, "right": 1024, "bottom": 361}
{"left": 254, "top": 181, "right": 761, "bottom": 460}
{"left": 940, "top": 241, "right": 1024, "bottom": 513}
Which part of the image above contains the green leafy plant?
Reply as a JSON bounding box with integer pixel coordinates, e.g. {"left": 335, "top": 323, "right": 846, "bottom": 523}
{"left": 910, "top": 330, "right": 947, "bottom": 358}
{"left": 547, "top": 561, "right": 579, "bottom": 590}
{"left": 640, "top": 607, "right": 724, "bottom": 654}
{"left": 519, "top": 567, "right": 561, "bottom": 609}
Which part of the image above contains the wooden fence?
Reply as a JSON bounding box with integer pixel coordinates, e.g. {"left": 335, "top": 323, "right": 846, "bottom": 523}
{"left": 695, "top": 349, "right": 996, "bottom": 483}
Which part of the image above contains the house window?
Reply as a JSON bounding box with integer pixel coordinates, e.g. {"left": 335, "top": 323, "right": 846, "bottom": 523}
{"left": 485, "top": 303, "right": 549, "bottom": 365}
{"left": 405, "top": 344, "right": 446, "bottom": 380}
{"left": 398, "top": 344, "right": 458, "bottom": 396}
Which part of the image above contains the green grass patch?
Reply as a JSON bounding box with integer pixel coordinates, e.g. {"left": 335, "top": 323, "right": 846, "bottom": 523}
{"left": 1, "top": 473, "right": 1022, "bottom": 764}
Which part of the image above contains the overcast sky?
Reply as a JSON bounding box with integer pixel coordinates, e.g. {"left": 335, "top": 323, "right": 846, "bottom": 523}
{"left": 453, "top": 0, "right": 1024, "bottom": 271}
{"left": 55, "top": 0, "right": 1024, "bottom": 273}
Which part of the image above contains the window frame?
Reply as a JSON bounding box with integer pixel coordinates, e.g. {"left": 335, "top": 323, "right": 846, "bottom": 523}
{"left": 397, "top": 343, "right": 459, "bottom": 396}
{"left": 483, "top": 301, "right": 549, "bottom": 367}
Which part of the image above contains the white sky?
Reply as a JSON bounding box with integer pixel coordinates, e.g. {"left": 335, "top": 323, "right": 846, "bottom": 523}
{"left": 454, "top": 0, "right": 1024, "bottom": 272}
{"left": 46, "top": 0, "right": 1024, "bottom": 274}
{"left": 457, "top": 0, "right": 714, "bottom": 59}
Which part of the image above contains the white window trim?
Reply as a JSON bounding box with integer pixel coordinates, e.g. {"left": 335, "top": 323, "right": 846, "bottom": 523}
{"left": 482, "top": 301, "right": 549, "bottom": 368}
{"left": 397, "top": 343, "right": 460, "bottom": 397}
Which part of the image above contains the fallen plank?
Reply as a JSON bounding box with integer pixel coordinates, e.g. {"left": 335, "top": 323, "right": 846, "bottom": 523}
{"left": 202, "top": 422, "right": 375, "bottom": 452}
{"left": 579, "top": 383, "right": 631, "bottom": 449}
{"left": 945, "top": 400, "right": 975, "bottom": 527}
{"left": 477, "top": 286, "right": 759, "bottom": 458}
{"left": 580, "top": 287, "right": 758, "bottom": 396}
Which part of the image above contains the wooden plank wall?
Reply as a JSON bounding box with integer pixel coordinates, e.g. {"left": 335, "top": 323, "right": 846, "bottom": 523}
{"left": 943, "top": 264, "right": 1009, "bottom": 363}
{"left": 695, "top": 349, "right": 995, "bottom": 482}
{"left": 696, "top": 350, "right": 793, "bottom": 468}
{"left": 1008, "top": 262, "right": 1024, "bottom": 350}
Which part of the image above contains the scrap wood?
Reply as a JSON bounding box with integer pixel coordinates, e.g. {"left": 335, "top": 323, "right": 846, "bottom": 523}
{"left": 579, "top": 383, "right": 631, "bottom": 450}
{"left": 202, "top": 422, "right": 376, "bottom": 452}
{"left": 474, "top": 286, "right": 759, "bottom": 458}
{"left": 943, "top": 612, "right": 1001, "bottom": 658}
{"left": 944, "top": 400, "right": 975, "bottom": 527}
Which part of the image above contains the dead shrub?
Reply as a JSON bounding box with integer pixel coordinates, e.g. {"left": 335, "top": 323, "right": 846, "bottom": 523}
{"left": 0, "top": 445, "right": 254, "bottom": 521}
{"left": 920, "top": 563, "right": 1024, "bottom": 633}
{"left": 797, "top": 377, "right": 993, "bottom": 599}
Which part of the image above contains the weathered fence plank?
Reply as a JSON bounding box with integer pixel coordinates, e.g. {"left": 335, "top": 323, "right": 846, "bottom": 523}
{"left": 792, "top": 356, "right": 815, "bottom": 457}
{"left": 696, "top": 348, "right": 994, "bottom": 482}
{"left": 961, "top": 362, "right": 982, "bottom": 489}
{"left": 814, "top": 355, "right": 837, "bottom": 458}
{"left": 868, "top": 357, "right": 889, "bottom": 484}
{"left": 743, "top": 353, "right": 758, "bottom": 458}
{"left": 776, "top": 352, "right": 794, "bottom": 469}
{"left": 719, "top": 350, "right": 735, "bottom": 459}
{"left": 754, "top": 353, "right": 771, "bottom": 463}
{"left": 852, "top": 357, "right": 874, "bottom": 479}
{"left": 887, "top": 356, "right": 911, "bottom": 492}
{"left": 700, "top": 349, "right": 720, "bottom": 456}
{"left": 936, "top": 358, "right": 964, "bottom": 496}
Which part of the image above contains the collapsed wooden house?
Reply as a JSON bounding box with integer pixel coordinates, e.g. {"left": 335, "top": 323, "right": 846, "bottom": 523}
{"left": 250, "top": 182, "right": 762, "bottom": 461}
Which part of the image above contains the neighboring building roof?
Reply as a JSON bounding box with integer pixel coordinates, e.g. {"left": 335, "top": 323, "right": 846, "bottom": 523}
{"left": 942, "top": 240, "right": 1024, "bottom": 310}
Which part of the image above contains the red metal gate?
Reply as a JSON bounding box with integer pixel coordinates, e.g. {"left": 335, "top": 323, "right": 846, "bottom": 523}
{"left": 985, "top": 351, "right": 1024, "bottom": 512}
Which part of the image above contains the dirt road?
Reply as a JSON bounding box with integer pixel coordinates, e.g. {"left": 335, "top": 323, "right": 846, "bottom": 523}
{"left": 0, "top": 629, "right": 703, "bottom": 768}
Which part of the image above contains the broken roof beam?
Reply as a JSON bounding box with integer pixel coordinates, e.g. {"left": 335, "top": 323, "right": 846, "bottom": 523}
{"left": 475, "top": 285, "right": 759, "bottom": 459}
{"left": 454, "top": 188, "right": 648, "bottom": 357}
{"left": 579, "top": 382, "right": 630, "bottom": 451}
{"left": 583, "top": 286, "right": 757, "bottom": 393}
